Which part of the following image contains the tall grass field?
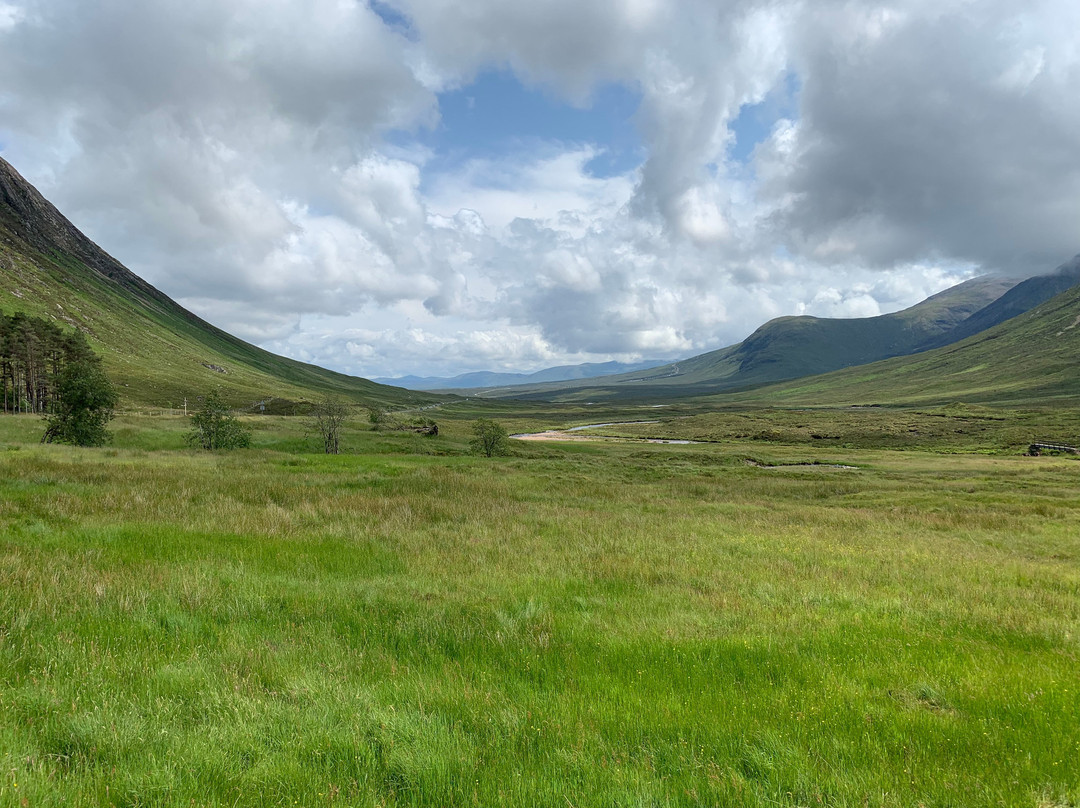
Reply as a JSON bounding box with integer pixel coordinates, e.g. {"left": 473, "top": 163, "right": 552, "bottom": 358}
{"left": 0, "top": 411, "right": 1077, "bottom": 807}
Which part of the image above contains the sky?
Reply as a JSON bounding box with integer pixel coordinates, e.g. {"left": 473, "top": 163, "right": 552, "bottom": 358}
{"left": 1, "top": 0, "right": 1079, "bottom": 379}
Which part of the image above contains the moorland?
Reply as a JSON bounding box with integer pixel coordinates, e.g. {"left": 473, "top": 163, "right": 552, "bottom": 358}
{"left": 1, "top": 154, "right": 1078, "bottom": 807}
{"left": 1, "top": 402, "right": 1079, "bottom": 807}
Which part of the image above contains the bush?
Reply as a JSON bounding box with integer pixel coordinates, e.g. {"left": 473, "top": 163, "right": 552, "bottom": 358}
{"left": 368, "top": 406, "right": 388, "bottom": 430}
{"left": 470, "top": 418, "right": 509, "bottom": 457}
{"left": 311, "top": 395, "right": 350, "bottom": 454}
{"left": 187, "top": 389, "right": 252, "bottom": 449}
{"left": 40, "top": 358, "right": 118, "bottom": 446}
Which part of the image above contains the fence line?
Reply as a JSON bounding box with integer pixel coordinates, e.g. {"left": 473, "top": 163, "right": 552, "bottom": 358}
{"left": 1028, "top": 442, "right": 1079, "bottom": 455}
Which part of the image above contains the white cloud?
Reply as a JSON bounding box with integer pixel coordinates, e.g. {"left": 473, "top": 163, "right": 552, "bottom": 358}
{"left": 425, "top": 148, "right": 634, "bottom": 230}
{"left": 0, "top": 2, "right": 22, "bottom": 31}
{"left": 1, "top": 0, "right": 1077, "bottom": 378}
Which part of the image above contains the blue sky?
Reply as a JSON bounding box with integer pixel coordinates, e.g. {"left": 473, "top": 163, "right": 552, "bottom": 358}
{"left": 373, "top": 0, "right": 647, "bottom": 182}
{"left": 418, "top": 71, "right": 646, "bottom": 182}
{"left": 727, "top": 72, "right": 799, "bottom": 165}
{"left": 409, "top": 67, "right": 793, "bottom": 189}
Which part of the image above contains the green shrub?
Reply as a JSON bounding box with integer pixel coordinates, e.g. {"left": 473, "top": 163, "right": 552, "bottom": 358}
{"left": 40, "top": 358, "right": 118, "bottom": 447}
{"left": 187, "top": 388, "right": 252, "bottom": 449}
{"left": 470, "top": 418, "right": 509, "bottom": 457}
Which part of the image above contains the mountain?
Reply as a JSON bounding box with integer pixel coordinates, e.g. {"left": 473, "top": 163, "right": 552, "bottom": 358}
{"left": 735, "top": 280, "right": 1080, "bottom": 407}
{"left": 0, "top": 157, "right": 431, "bottom": 409}
{"left": 472, "top": 274, "right": 1023, "bottom": 402}
{"left": 917, "top": 255, "right": 1080, "bottom": 350}
{"left": 375, "top": 359, "right": 672, "bottom": 390}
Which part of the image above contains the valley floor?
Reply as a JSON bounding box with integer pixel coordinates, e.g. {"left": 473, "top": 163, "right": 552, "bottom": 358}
{"left": 0, "top": 411, "right": 1077, "bottom": 807}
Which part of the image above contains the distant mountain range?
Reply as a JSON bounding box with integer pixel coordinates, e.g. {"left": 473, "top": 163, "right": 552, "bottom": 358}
{"left": 375, "top": 359, "right": 673, "bottom": 390}
{"left": 0, "top": 156, "right": 430, "bottom": 409}
{"left": 471, "top": 260, "right": 1080, "bottom": 402}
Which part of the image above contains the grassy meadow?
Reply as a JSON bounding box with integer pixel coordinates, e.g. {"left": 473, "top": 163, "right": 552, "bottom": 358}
{"left": 0, "top": 408, "right": 1078, "bottom": 807}
{"left": 594, "top": 403, "right": 1080, "bottom": 453}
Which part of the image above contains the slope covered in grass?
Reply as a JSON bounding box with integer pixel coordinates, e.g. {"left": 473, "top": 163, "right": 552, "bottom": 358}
{"left": 0, "top": 157, "right": 431, "bottom": 410}
{"left": 918, "top": 255, "right": 1080, "bottom": 349}
{"left": 737, "top": 282, "right": 1080, "bottom": 407}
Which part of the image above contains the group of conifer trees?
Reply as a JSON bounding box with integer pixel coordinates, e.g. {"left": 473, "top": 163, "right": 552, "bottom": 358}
{"left": 0, "top": 311, "right": 99, "bottom": 413}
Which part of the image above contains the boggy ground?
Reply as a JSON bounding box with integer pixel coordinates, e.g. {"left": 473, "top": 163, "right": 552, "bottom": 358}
{"left": 0, "top": 411, "right": 1077, "bottom": 807}
{"left": 573, "top": 402, "right": 1080, "bottom": 453}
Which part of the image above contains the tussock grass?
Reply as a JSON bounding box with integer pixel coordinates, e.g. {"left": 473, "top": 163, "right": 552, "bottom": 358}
{"left": 0, "top": 414, "right": 1077, "bottom": 806}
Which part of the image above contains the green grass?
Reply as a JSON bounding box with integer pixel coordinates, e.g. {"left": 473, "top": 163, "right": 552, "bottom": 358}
{"left": 0, "top": 411, "right": 1078, "bottom": 806}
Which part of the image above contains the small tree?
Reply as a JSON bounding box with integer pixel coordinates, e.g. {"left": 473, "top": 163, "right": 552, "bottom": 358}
{"left": 187, "top": 388, "right": 251, "bottom": 450}
{"left": 311, "top": 395, "right": 350, "bottom": 454}
{"left": 41, "top": 358, "right": 118, "bottom": 446}
{"left": 368, "top": 405, "right": 388, "bottom": 430}
{"left": 470, "top": 418, "right": 509, "bottom": 457}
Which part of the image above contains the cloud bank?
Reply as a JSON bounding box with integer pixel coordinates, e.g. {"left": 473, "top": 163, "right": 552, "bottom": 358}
{"left": 1, "top": 0, "right": 1077, "bottom": 377}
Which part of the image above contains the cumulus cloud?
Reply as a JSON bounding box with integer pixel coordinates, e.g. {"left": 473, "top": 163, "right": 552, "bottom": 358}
{"left": 0, "top": 0, "right": 438, "bottom": 299}
{"left": 425, "top": 147, "right": 634, "bottom": 230}
{"left": 0, "top": 0, "right": 1077, "bottom": 377}
{"left": 768, "top": 0, "right": 1080, "bottom": 274}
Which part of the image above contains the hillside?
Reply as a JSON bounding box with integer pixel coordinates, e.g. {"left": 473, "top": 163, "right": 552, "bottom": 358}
{"left": 0, "top": 157, "right": 431, "bottom": 409}
{"left": 475, "top": 274, "right": 1020, "bottom": 402}
{"left": 735, "top": 281, "right": 1080, "bottom": 407}
{"left": 917, "top": 255, "right": 1080, "bottom": 349}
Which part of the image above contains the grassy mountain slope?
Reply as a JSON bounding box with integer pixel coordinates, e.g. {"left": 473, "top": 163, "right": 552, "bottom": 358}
{"left": 478, "top": 275, "right": 1019, "bottom": 402}
{"left": 735, "top": 282, "right": 1080, "bottom": 407}
{"left": 0, "top": 157, "right": 431, "bottom": 409}
{"left": 918, "top": 255, "right": 1080, "bottom": 349}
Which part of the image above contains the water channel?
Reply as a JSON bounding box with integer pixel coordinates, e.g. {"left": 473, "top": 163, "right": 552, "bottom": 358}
{"left": 511, "top": 421, "right": 699, "bottom": 444}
